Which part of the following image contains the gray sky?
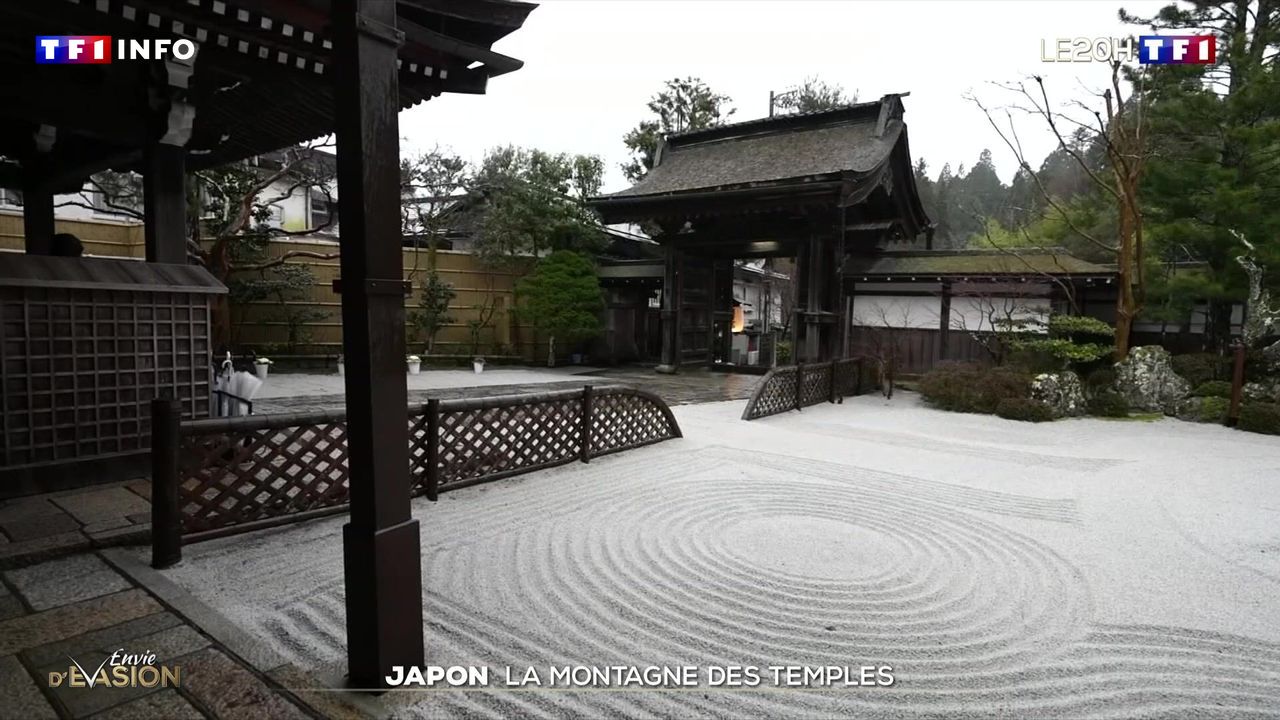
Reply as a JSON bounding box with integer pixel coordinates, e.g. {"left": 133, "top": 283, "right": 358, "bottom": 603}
{"left": 397, "top": 0, "right": 1171, "bottom": 192}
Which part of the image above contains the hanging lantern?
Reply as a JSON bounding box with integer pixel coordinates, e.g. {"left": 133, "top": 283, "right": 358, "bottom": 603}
{"left": 732, "top": 305, "right": 745, "bottom": 332}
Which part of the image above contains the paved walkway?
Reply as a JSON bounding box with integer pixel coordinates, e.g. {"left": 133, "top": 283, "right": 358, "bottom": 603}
{"left": 0, "top": 483, "right": 152, "bottom": 571}
{"left": 255, "top": 365, "right": 761, "bottom": 413}
{"left": 0, "top": 550, "right": 326, "bottom": 719}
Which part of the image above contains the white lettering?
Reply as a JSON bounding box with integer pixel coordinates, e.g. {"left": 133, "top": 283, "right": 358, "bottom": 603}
{"left": 67, "top": 38, "right": 84, "bottom": 60}
{"left": 1172, "top": 37, "right": 1189, "bottom": 61}
{"left": 39, "top": 38, "right": 60, "bottom": 60}
{"left": 1143, "top": 37, "right": 1164, "bottom": 61}
{"left": 173, "top": 39, "right": 197, "bottom": 59}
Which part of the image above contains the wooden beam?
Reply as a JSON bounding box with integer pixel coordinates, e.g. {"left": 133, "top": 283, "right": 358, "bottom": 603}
{"left": 22, "top": 175, "right": 54, "bottom": 256}
{"left": 332, "top": 0, "right": 424, "bottom": 689}
{"left": 143, "top": 144, "right": 188, "bottom": 264}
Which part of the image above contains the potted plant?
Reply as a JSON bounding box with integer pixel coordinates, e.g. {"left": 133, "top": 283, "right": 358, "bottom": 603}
{"left": 406, "top": 355, "right": 421, "bottom": 375}
{"left": 472, "top": 356, "right": 486, "bottom": 374}
{"left": 254, "top": 357, "right": 273, "bottom": 379}
{"left": 336, "top": 354, "right": 344, "bottom": 377}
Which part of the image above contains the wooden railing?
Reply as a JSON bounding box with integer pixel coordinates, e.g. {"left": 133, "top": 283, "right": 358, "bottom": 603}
{"left": 150, "top": 385, "right": 681, "bottom": 564}
{"left": 741, "top": 358, "right": 867, "bottom": 421}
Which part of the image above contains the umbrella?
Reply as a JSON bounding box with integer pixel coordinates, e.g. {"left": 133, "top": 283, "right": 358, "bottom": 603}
{"left": 212, "top": 352, "right": 262, "bottom": 416}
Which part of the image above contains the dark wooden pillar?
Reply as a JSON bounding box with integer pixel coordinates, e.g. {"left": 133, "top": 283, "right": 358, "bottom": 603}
{"left": 22, "top": 175, "right": 54, "bottom": 255}
{"left": 657, "top": 243, "right": 682, "bottom": 374}
{"left": 938, "top": 280, "right": 952, "bottom": 362}
{"left": 333, "top": 0, "right": 424, "bottom": 689}
{"left": 143, "top": 143, "right": 188, "bottom": 264}
{"left": 706, "top": 256, "right": 718, "bottom": 368}
{"left": 801, "top": 235, "right": 823, "bottom": 362}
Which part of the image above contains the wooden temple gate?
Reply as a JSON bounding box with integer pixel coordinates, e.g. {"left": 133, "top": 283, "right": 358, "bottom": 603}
{"left": 593, "top": 96, "right": 932, "bottom": 373}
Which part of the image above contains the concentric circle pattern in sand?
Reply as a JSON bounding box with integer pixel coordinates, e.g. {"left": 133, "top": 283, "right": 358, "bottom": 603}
{"left": 184, "top": 443, "right": 1280, "bottom": 718}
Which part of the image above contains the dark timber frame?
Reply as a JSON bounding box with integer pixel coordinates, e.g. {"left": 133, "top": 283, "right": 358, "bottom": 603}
{"left": 0, "top": 0, "right": 534, "bottom": 689}
{"left": 591, "top": 95, "right": 933, "bottom": 371}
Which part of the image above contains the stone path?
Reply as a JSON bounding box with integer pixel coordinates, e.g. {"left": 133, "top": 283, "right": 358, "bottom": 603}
{"left": 0, "top": 551, "right": 324, "bottom": 719}
{"left": 0, "top": 483, "right": 153, "bottom": 571}
{"left": 256, "top": 366, "right": 761, "bottom": 414}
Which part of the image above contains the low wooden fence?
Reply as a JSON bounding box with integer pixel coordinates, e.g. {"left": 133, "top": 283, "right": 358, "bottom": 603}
{"left": 150, "top": 385, "right": 681, "bottom": 563}
{"left": 741, "top": 358, "right": 868, "bottom": 421}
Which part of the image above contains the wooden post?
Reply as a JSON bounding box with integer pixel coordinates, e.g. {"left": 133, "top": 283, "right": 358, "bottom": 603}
{"left": 657, "top": 245, "right": 681, "bottom": 374}
{"left": 143, "top": 143, "right": 188, "bottom": 264}
{"left": 580, "top": 385, "right": 594, "bottom": 463}
{"left": 828, "top": 360, "right": 837, "bottom": 404}
{"left": 1227, "top": 341, "right": 1246, "bottom": 427}
{"left": 425, "top": 399, "right": 440, "bottom": 501}
{"left": 150, "top": 398, "right": 182, "bottom": 569}
{"left": 938, "top": 280, "right": 952, "bottom": 362}
{"left": 22, "top": 176, "right": 54, "bottom": 256}
{"left": 333, "top": 0, "right": 424, "bottom": 689}
{"left": 795, "top": 362, "right": 804, "bottom": 411}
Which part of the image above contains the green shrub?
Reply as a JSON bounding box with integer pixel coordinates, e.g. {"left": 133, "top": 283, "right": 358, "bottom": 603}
{"left": 776, "top": 340, "right": 792, "bottom": 365}
{"left": 1192, "top": 380, "right": 1232, "bottom": 398}
{"left": 1047, "top": 314, "right": 1114, "bottom": 339}
{"left": 1238, "top": 402, "right": 1280, "bottom": 435}
{"left": 1181, "top": 396, "right": 1229, "bottom": 424}
{"left": 1087, "top": 390, "right": 1130, "bottom": 418}
{"left": 1085, "top": 368, "right": 1116, "bottom": 392}
{"left": 995, "top": 397, "right": 1055, "bottom": 422}
{"left": 1170, "top": 352, "right": 1226, "bottom": 387}
{"left": 919, "top": 363, "right": 1031, "bottom": 414}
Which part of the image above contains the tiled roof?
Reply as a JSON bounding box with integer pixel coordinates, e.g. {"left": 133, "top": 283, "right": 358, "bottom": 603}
{"left": 606, "top": 100, "right": 898, "bottom": 198}
{"left": 845, "top": 249, "right": 1115, "bottom": 278}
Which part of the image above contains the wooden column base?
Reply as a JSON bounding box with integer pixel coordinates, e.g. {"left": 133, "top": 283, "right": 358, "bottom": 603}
{"left": 342, "top": 519, "right": 424, "bottom": 689}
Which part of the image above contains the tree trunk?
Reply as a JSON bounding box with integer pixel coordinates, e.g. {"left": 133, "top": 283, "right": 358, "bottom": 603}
{"left": 547, "top": 335, "right": 555, "bottom": 368}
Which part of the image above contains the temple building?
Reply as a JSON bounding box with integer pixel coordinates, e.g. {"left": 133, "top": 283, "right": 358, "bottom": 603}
{"left": 591, "top": 94, "right": 934, "bottom": 371}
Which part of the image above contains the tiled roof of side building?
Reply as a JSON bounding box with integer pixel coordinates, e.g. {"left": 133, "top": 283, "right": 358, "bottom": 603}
{"left": 844, "top": 249, "right": 1116, "bottom": 277}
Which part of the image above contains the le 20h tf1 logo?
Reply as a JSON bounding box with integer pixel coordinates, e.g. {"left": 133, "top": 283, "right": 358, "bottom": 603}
{"left": 1041, "top": 35, "right": 1216, "bottom": 65}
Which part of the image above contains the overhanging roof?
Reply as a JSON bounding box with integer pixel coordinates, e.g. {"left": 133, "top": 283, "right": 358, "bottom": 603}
{"left": 0, "top": 0, "right": 535, "bottom": 187}
{"left": 845, "top": 249, "right": 1116, "bottom": 279}
{"left": 590, "top": 94, "right": 932, "bottom": 237}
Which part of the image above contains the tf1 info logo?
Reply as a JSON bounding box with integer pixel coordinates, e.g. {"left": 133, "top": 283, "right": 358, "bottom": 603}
{"left": 1041, "top": 35, "right": 1216, "bottom": 65}
{"left": 36, "top": 35, "right": 197, "bottom": 64}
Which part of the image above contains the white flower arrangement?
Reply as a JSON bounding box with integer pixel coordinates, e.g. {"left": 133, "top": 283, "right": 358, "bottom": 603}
{"left": 406, "top": 355, "right": 421, "bottom": 363}
{"left": 255, "top": 357, "right": 273, "bottom": 365}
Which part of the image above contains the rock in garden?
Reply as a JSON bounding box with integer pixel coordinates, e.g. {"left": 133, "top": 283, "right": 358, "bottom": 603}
{"left": 1030, "top": 371, "right": 1086, "bottom": 418}
{"left": 1243, "top": 379, "right": 1280, "bottom": 403}
{"left": 1113, "top": 346, "right": 1191, "bottom": 415}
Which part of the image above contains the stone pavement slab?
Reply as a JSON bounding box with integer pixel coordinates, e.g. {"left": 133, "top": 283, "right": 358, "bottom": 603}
{"left": 5, "top": 554, "right": 133, "bottom": 611}
{"left": 178, "top": 647, "right": 311, "bottom": 720}
{"left": 86, "top": 689, "right": 203, "bottom": 720}
{"left": 0, "top": 653, "right": 59, "bottom": 719}
{"left": 51, "top": 488, "right": 150, "bottom": 528}
{"left": 21, "top": 611, "right": 182, "bottom": 669}
{"left": 37, "top": 624, "right": 210, "bottom": 718}
{"left": 0, "top": 589, "right": 162, "bottom": 656}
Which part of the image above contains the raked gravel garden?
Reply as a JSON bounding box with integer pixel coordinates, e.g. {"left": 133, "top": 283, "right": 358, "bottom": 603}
{"left": 134, "top": 385, "right": 1280, "bottom": 719}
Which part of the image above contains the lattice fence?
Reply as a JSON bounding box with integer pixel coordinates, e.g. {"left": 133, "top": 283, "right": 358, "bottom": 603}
{"left": 155, "top": 385, "right": 682, "bottom": 548}
{"left": 741, "top": 358, "right": 867, "bottom": 421}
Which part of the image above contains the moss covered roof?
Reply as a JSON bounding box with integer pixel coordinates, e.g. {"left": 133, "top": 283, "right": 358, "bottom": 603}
{"left": 845, "top": 249, "right": 1114, "bottom": 278}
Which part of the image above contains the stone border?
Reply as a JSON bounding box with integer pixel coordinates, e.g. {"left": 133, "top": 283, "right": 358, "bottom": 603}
{"left": 101, "top": 548, "right": 380, "bottom": 720}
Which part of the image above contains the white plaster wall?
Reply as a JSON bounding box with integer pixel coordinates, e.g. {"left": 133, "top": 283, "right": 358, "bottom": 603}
{"left": 949, "top": 296, "right": 1050, "bottom": 333}
{"left": 851, "top": 295, "right": 941, "bottom": 329}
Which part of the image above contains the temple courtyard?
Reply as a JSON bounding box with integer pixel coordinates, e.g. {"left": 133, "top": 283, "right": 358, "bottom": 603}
{"left": 115, "top": 392, "right": 1280, "bottom": 718}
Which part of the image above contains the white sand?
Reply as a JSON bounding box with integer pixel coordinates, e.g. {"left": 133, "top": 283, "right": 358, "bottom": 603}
{"left": 145, "top": 392, "right": 1280, "bottom": 718}
{"left": 254, "top": 367, "right": 608, "bottom": 399}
